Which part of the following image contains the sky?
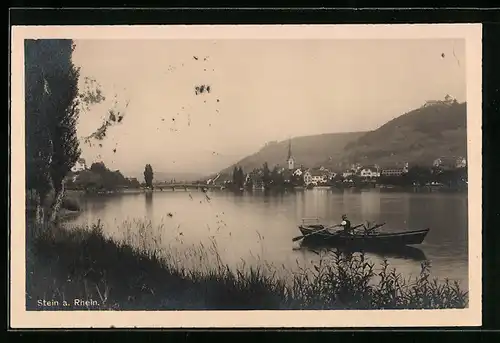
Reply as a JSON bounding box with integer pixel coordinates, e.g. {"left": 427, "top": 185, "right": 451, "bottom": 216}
{"left": 72, "top": 38, "right": 466, "bottom": 178}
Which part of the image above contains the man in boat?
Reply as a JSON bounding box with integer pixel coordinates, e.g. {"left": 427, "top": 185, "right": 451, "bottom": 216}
{"left": 340, "top": 214, "right": 352, "bottom": 235}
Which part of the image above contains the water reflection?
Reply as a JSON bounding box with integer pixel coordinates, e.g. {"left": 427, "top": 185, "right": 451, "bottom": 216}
{"left": 145, "top": 192, "right": 154, "bottom": 225}
{"left": 68, "top": 189, "right": 468, "bottom": 287}
{"left": 360, "top": 190, "right": 381, "bottom": 219}
{"left": 298, "top": 240, "right": 427, "bottom": 262}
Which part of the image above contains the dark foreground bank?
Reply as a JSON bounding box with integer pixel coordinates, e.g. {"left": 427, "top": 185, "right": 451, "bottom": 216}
{"left": 26, "top": 223, "right": 468, "bottom": 310}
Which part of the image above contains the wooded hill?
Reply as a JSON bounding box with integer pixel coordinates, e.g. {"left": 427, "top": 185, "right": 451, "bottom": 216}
{"left": 335, "top": 101, "right": 467, "bottom": 168}
{"left": 211, "top": 100, "right": 467, "bottom": 179}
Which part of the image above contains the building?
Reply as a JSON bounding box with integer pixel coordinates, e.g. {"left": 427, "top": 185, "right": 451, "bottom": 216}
{"left": 303, "top": 171, "right": 312, "bottom": 185}
{"left": 342, "top": 164, "right": 362, "bottom": 178}
{"left": 350, "top": 163, "right": 362, "bottom": 173}
{"left": 423, "top": 100, "right": 443, "bottom": 107}
{"left": 381, "top": 163, "right": 408, "bottom": 177}
{"left": 423, "top": 94, "right": 456, "bottom": 108}
{"left": 433, "top": 156, "right": 467, "bottom": 170}
{"left": 359, "top": 166, "right": 380, "bottom": 178}
{"left": 456, "top": 156, "right": 467, "bottom": 169}
{"left": 245, "top": 170, "right": 264, "bottom": 189}
{"left": 71, "top": 158, "right": 87, "bottom": 173}
{"left": 303, "top": 169, "right": 329, "bottom": 185}
{"left": 381, "top": 169, "right": 404, "bottom": 177}
{"left": 251, "top": 172, "right": 265, "bottom": 189}
{"left": 290, "top": 167, "right": 306, "bottom": 185}
{"left": 342, "top": 170, "right": 355, "bottom": 178}
{"left": 206, "top": 173, "right": 221, "bottom": 185}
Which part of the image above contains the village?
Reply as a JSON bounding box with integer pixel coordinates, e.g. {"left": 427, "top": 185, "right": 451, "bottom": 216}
{"left": 67, "top": 140, "right": 467, "bottom": 193}
{"left": 207, "top": 140, "right": 468, "bottom": 191}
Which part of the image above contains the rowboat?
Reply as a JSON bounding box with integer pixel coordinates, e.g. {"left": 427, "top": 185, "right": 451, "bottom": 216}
{"left": 297, "top": 222, "right": 429, "bottom": 247}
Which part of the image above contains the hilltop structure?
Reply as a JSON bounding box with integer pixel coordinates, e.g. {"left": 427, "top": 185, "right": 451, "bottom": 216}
{"left": 422, "top": 94, "right": 458, "bottom": 108}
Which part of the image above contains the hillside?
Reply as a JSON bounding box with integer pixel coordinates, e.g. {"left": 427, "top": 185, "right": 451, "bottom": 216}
{"left": 217, "top": 132, "right": 366, "bottom": 178}
{"left": 335, "top": 101, "right": 467, "bottom": 168}
{"left": 212, "top": 101, "right": 467, "bottom": 180}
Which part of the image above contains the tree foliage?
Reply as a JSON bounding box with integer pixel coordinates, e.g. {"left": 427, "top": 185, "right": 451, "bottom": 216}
{"left": 24, "top": 39, "right": 112, "bottom": 225}
{"left": 231, "top": 166, "right": 245, "bottom": 190}
{"left": 232, "top": 166, "right": 238, "bottom": 185}
{"left": 25, "top": 39, "right": 83, "bottom": 222}
{"left": 25, "top": 40, "right": 53, "bottom": 205}
{"left": 43, "top": 40, "right": 82, "bottom": 196}
{"left": 68, "top": 162, "right": 138, "bottom": 192}
{"left": 262, "top": 162, "right": 271, "bottom": 189}
{"left": 404, "top": 165, "right": 433, "bottom": 186}
{"left": 271, "top": 166, "right": 284, "bottom": 187}
{"left": 144, "top": 164, "right": 154, "bottom": 188}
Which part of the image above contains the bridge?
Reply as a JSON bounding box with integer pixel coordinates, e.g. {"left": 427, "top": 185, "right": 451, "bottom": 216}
{"left": 151, "top": 183, "right": 224, "bottom": 191}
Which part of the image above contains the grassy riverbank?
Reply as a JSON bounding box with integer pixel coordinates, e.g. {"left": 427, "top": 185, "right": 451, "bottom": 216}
{"left": 26, "top": 221, "right": 468, "bottom": 310}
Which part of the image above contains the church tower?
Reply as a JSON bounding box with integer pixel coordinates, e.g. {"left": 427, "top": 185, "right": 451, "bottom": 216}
{"left": 287, "top": 138, "right": 295, "bottom": 170}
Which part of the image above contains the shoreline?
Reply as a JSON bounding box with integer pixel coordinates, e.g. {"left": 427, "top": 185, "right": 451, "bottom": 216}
{"left": 65, "top": 185, "right": 468, "bottom": 196}
{"left": 26, "top": 220, "right": 469, "bottom": 311}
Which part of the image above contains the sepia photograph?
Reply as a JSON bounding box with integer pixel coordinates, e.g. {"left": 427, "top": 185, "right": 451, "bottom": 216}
{"left": 10, "top": 24, "right": 482, "bottom": 328}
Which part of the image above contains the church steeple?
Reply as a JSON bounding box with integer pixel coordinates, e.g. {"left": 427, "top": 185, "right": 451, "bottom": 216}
{"left": 287, "top": 138, "right": 292, "bottom": 160}
{"left": 287, "top": 138, "right": 295, "bottom": 170}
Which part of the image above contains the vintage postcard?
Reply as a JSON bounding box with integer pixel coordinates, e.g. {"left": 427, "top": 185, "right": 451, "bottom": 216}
{"left": 10, "top": 24, "right": 482, "bottom": 328}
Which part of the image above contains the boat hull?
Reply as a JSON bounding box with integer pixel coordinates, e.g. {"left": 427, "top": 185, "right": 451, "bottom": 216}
{"left": 298, "top": 225, "right": 429, "bottom": 247}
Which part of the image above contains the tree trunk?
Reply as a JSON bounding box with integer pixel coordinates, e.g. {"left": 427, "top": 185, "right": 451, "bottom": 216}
{"left": 35, "top": 193, "right": 45, "bottom": 226}
{"left": 30, "top": 191, "right": 49, "bottom": 238}
{"left": 49, "top": 179, "right": 66, "bottom": 224}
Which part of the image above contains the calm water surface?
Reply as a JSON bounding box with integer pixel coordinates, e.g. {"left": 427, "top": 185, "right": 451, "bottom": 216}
{"left": 66, "top": 188, "right": 469, "bottom": 289}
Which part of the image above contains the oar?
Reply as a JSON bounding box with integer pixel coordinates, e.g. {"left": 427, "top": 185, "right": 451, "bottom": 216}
{"left": 364, "top": 222, "right": 386, "bottom": 234}
{"left": 292, "top": 222, "right": 366, "bottom": 242}
{"left": 292, "top": 224, "right": 340, "bottom": 242}
{"left": 339, "top": 223, "right": 369, "bottom": 236}
{"left": 350, "top": 223, "right": 365, "bottom": 231}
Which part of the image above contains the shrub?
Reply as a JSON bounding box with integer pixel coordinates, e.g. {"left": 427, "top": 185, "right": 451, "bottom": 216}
{"left": 61, "top": 196, "right": 80, "bottom": 212}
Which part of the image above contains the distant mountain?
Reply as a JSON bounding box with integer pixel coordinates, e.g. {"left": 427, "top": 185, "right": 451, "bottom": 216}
{"left": 215, "top": 132, "right": 366, "bottom": 179}
{"left": 334, "top": 101, "right": 467, "bottom": 168}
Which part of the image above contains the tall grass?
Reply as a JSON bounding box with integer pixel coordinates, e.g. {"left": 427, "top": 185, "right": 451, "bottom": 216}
{"left": 26, "top": 221, "right": 468, "bottom": 310}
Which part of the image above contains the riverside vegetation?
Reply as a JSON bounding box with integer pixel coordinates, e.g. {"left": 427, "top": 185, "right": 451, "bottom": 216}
{"left": 27, "top": 218, "right": 468, "bottom": 310}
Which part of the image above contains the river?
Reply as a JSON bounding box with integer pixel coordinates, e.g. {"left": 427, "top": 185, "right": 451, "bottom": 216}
{"left": 64, "top": 188, "right": 469, "bottom": 289}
